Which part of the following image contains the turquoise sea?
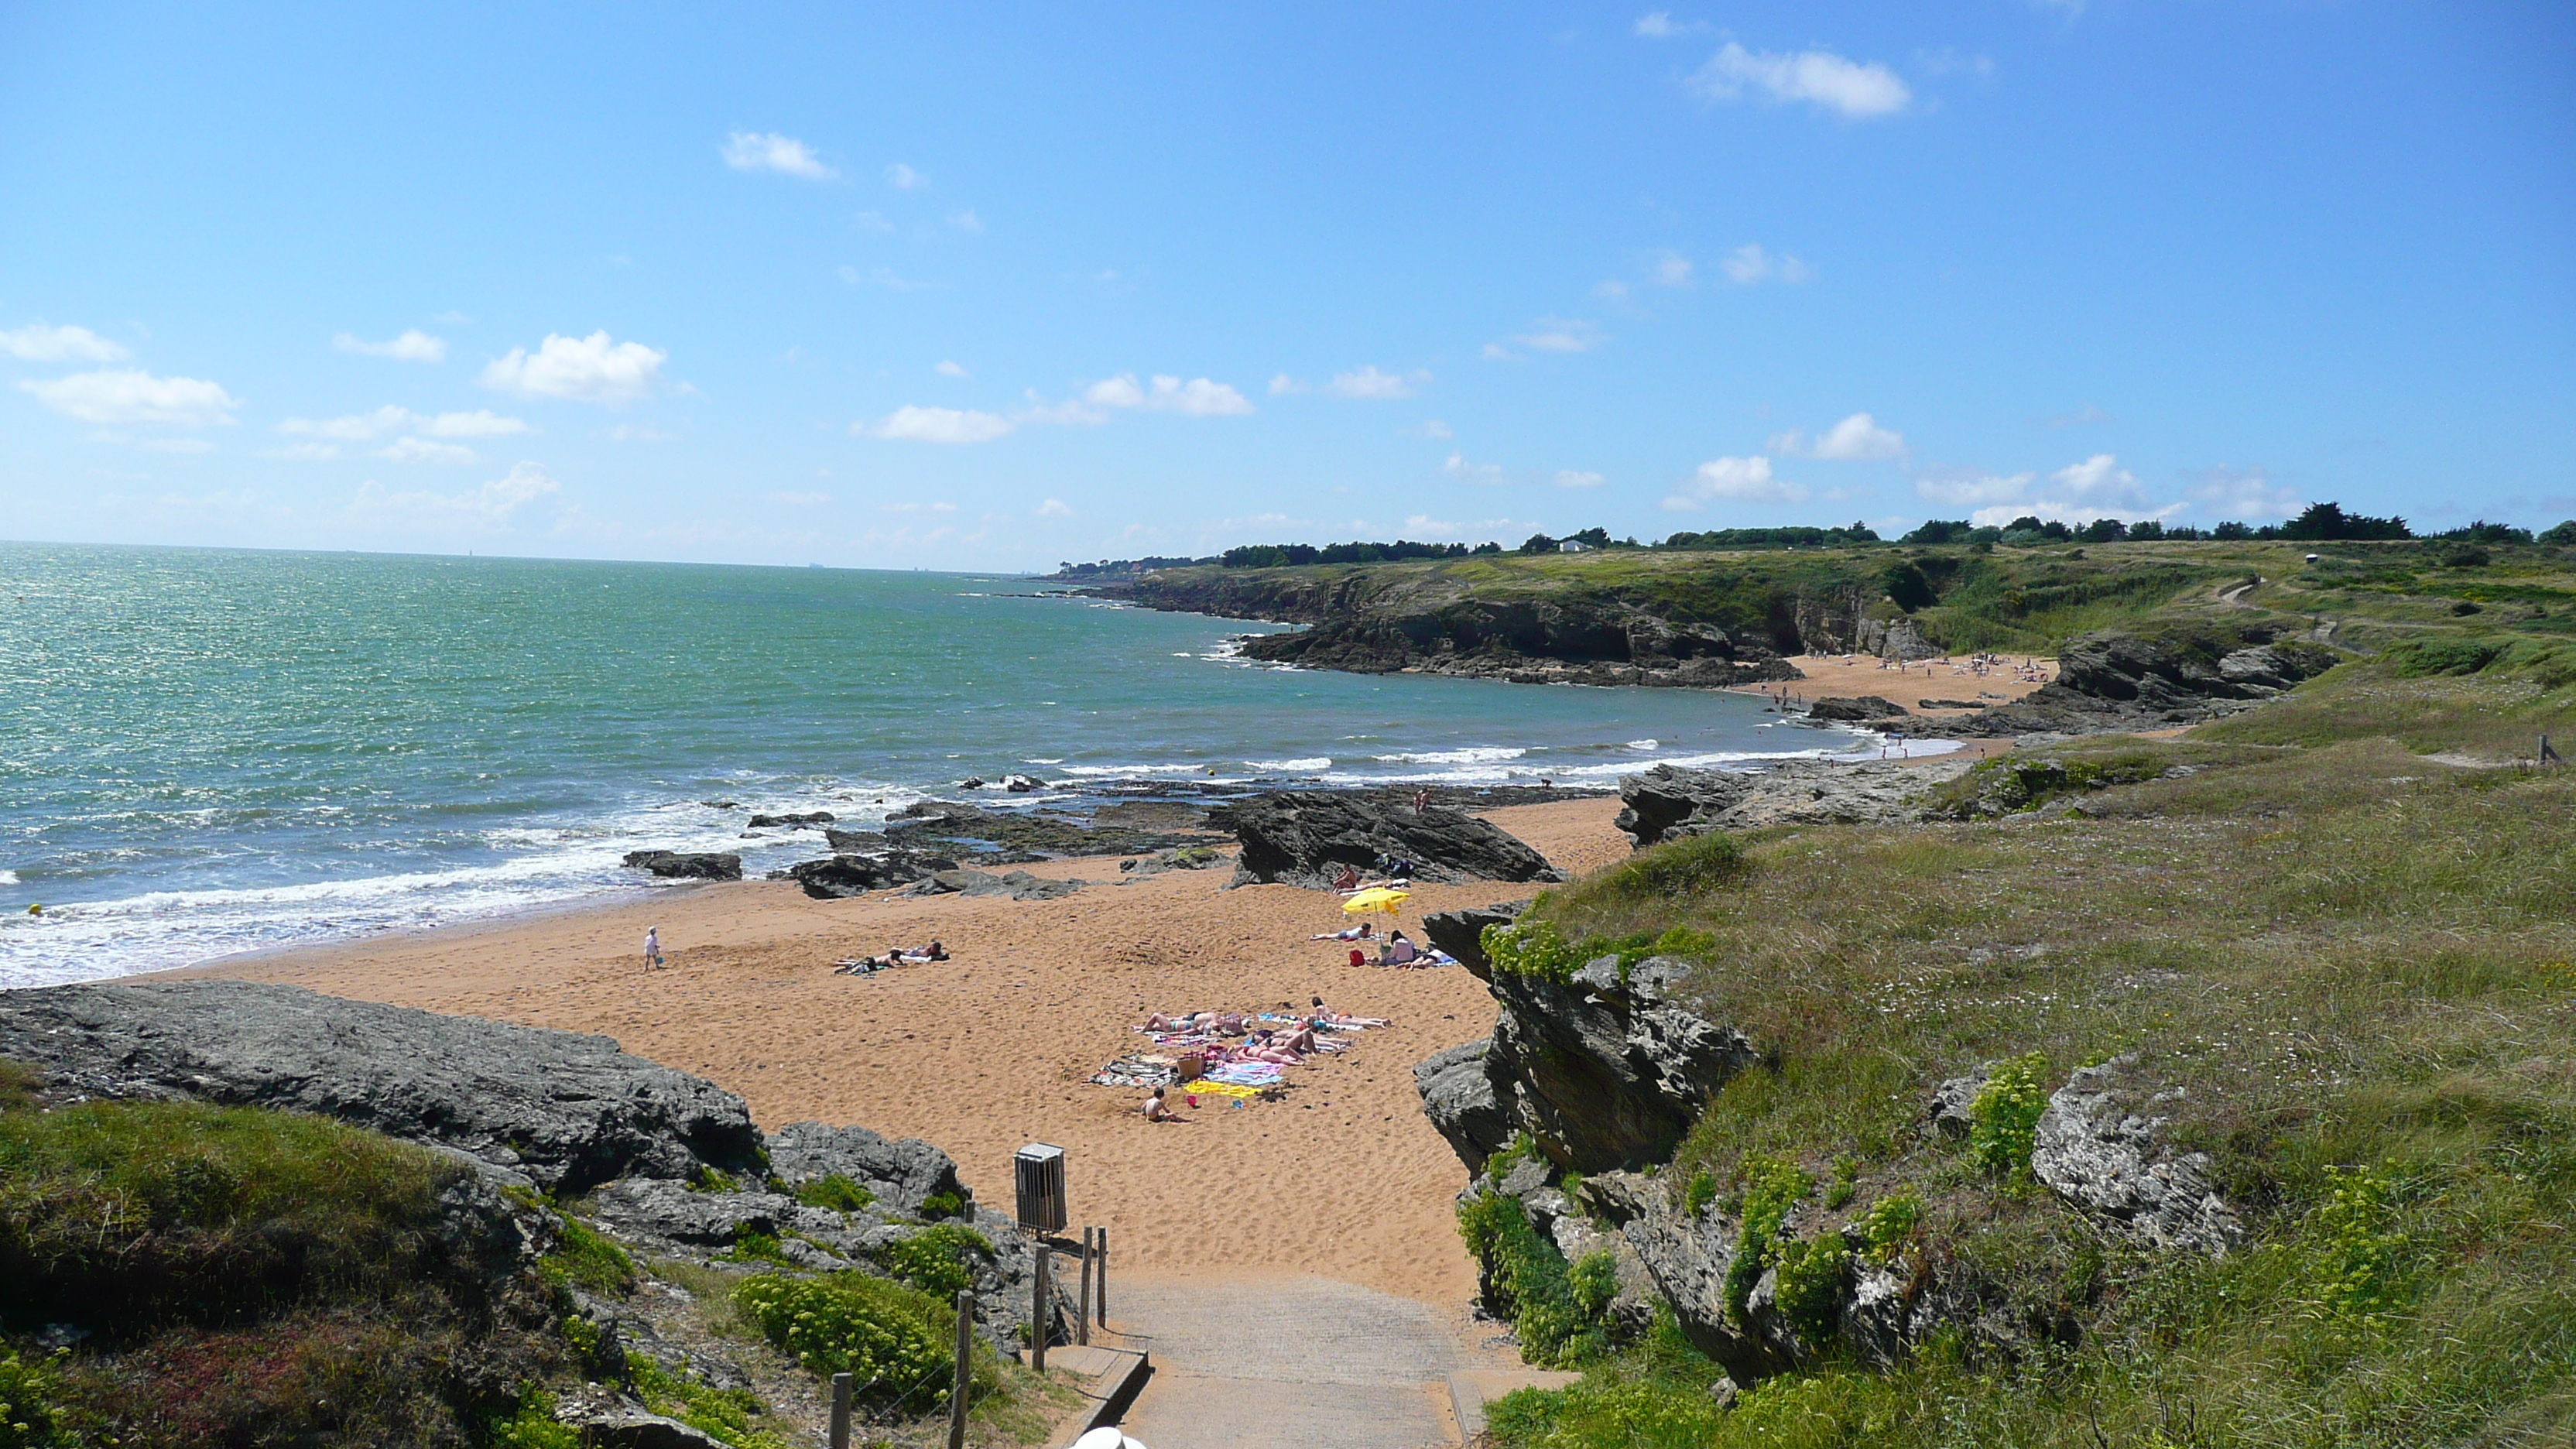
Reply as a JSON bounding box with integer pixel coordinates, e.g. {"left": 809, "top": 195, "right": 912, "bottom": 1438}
{"left": 0, "top": 543, "right": 1905, "bottom": 986}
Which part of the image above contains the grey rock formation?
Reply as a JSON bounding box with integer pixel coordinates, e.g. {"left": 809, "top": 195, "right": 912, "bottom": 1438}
{"left": 1482, "top": 955, "right": 1759, "bottom": 1173}
{"left": 1419, "top": 899, "right": 1529, "bottom": 971}
{"left": 783, "top": 850, "right": 959, "bottom": 899}
{"left": 1415, "top": 1040, "right": 1513, "bottom": 1172}
{"left": 767, "top": 1120, "right": 971, "bottom": 1218}
{"left": 2030, "top": 1057, "right": 2242, "bottom": 1256}
{"left": 1945, "top": 630, "right": 2341, "bottom": 738}
{"left": 554, "top": 1399, "right": 730, "bottom": 1449}
{"left": 1927, "top": 1067, "right": 1992, "bottom": 1139}
{"left": 0, "top": 980, "right": 764, "bottom": 1194}
{"left": 1807, "top": 695, "right": 1910, "bottom": 722}
{"left": 622, "top": 850, "right": 744, "bottom": 881}
{"left": 1210, "top": 791, "right": 1564, "bottom": 889}
{"left": 1614, "top": 759, "right": 1968, "bottom": 848}
{"left": 901, "top": 868, "right": 1085, "bottom": 901}
{"left": 745, "top": 810, "right": 833, "bottom": 828}
{"left": 1609, "top": 1189, "right": 1793, "bottom": 1382}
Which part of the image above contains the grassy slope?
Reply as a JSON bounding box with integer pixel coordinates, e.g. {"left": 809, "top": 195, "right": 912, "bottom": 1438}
{"left": 1477, "top": 646, "right": 2576, "bottom": 1444}
{"left": 1144, "top": 536, "right": 2576, "bottom": 663}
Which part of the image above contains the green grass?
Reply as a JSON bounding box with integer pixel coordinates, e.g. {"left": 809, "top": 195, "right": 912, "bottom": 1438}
{"left": 1475, "top": 659, "right": 2576, "bottom": 1446}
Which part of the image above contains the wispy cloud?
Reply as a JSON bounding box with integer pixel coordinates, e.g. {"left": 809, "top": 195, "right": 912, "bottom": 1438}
{"left": 1663, "top": 455, "right": 1805, "bottom": 509}
{"left": 1720, "top": 244, "right": 1814, "bottom": 285}
{"left": 1324, "top": 365, "right": 1427, "bottom": 399}
{"left": 349, "top": 461, "right": 560, "bottom": 532}
{"left": 947, "top": 208, "right": 983, "bottom": 233}
{"left": 1633, "top": 12, "right": 1709, "bottom": 39}
{"left": 479, "top": 331, "right": 666, "bottom": 405}
{"left": 934, "top": 360, "right": 971, "bottom": 379}
{"left": 1406, "top": 420, "right": 1453, "bottom": 440}
{"left": 765, "top": 490, "right": 834, "bottom": 506}
{"left": 1444, "top": 453, "right": 1507, "bottom": 486}
{"left": 372, "top": 437, "right": 478, "bottom": 464}
{"left": 1688, "top": 42, "right": 1912, "bottom": 118}
{"left": 862, "top": 405, "right": 1016, "bottom": 444}
{"left": 1485, "top": 318, "right": 1606, "bottom": 361}
{"left": 1, "top": 322, "right": 128, "bottom": 362}
{"left": 1553, "top": 469, "right": 1607, "bottom": 488}
{"left": 885, "top": 162, "right": 927, "bottom": 190}
{"left": 333, "top": 329, "right": 447, "bottom": 362}
{"left": 20, "top": 368, "right": 238, "bottom": 426}
{"left": 1036, "top": 498, "right": 1075, "bottom": 517}
{"left": 1918, "top": 452, "right": 2183, "bottom": 526}
{"left": 1771, "top": 412, "right": 1905, "bottom": 461}
{"left": 2184, "top": 464, "right": 2298, "bottom": 520}
{"left": 724, "top": 132, "right": 839, "bottom": 180}
{"left": 1084, "top": 373, "right": 1255, "bottom": 416}
{"left": 278, "top": 406, "right": 531, "bottom": 441}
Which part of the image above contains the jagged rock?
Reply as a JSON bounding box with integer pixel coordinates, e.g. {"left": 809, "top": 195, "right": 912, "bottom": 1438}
{"left": 1615, "top": 760, "right": 1968, "bottom": 848}
{"left": 1946, "top": 630, "right": 2341, "bottom": 738}
{"left": 1807, "top": 695, "right": 1909, "bottom": 722}
{"left": 783, "top": 851, "right": 959, "bottom": 899}
{"left": 1615, "top": 1190, "right": 1794, "bottom": 1383}
{"left": 587, "top": 1177, "right": 815, "bottom": 1250}
{"left": 1420, "top": 900, "right": 1529, "bottom": 972}
{"left": 745, "top": 811, "right": 833, "bottom": 828}
{"left": 1210, "top": 791, "right": 1564, "bottom": 889}
{"left": 1927, "top": 1067, "right": 1992, "bottom": 1139}
{"left": 622, "top": 850, "right": 743, "bottom": 881}
{"left": 902, "top": 868, "right": 1085, "bottom": 901}
{"left": 555, "top": 1400, "right": 730, "bottom": 1448}
{"left": 2030, "top": 1057, "right": 2242, "bottom": 1256}
{"left": 0, "top": 980, "right": 765, "bottom": 1194}
{"left": 1918, "top": 698, "right": 1985, "bottom": 711}
{"left": 1002, "top": 773, "right": 1043, "bottom": 792}
{"left": 1482, "top": 956, "right": 1760, "bottom": 1173}
{"left": 1416, "top": 1040, "right": 1515, "bottom": 1172}
{"left": 959, "top": 776, "right": 986, "bottom": 789}
{"left": 767, "top": 1121, "right": 971, "bottom": 1218}
{"left": 1840, "top": 1264, "right": 1913, "bottom": 1368}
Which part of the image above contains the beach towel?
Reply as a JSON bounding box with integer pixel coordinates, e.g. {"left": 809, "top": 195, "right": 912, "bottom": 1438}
{"left": 1179, "top": 1078, "right": 1267, "bottom": 1099}
{"left": 1201, "top": 1061, "right": 1284, "bottom": 1087}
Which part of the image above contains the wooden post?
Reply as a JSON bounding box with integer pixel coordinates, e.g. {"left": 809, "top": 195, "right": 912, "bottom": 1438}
{"left": 830, "top": 1372, "right": 851, "bottom": 1449}
{"left": 1076, "top": 1227, "right": 1093, "bottom": 1347}
{"left": 948, "top": 1288, "right": 973, "bottom": 1449}
{"left": 1031, "top": 1242, "right": 1050, "bottom": 1372}
{"left": 1095, "top": 1227, "right": 1108, "bottom": 1325}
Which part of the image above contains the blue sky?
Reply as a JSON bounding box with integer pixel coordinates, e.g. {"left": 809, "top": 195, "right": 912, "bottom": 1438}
{"left": 2, "top": 2, "right": 2570, "bottom": 570}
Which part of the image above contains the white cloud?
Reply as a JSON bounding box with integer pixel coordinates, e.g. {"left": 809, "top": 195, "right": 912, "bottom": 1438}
{"left": 350, "top": 461, "right": 560, "bottom": 531}
{"left": 1916, "top": 470, "right": 2038, "bottom": 509}
{"left": 885, "top": 162, "right": 927, "bottom": 190}
{"left": 265, "top": 441, "right": 343, "bottom": 461}
{"left": 934, "top": 360, "right": 971, "bottom": 379}
{"left": 765, "top": 490, "right": 834, "bottom": 506}
{"left": 1444, "top": 453, "right": 1507, "bottom": 486}
{"left": 332, "top": 329, "right": 446, "bottom": 363}
{"left": 863, "top": 405, "right": 1016, "bottom": 444}
{"left": 91, "top": 431, "right": 217, "bottom": 454}
{"left": 1649, "top": 250, "right": 1694, "bottom": 287}
{"left": 1488, "top": 318, "right": 1605, "bottom": 360}
{"left": 1688, "top": 42, "right": 1913, "bottom": 118}
{"left": 853, "top": 211, "right": 894, "bottom": 233}
{"left": 882, "top": 500, "right": 957, "bottom": 514}
{"left": 1553, "top": 469, "right": 1607, "bottom": 488}
{"left": 1634, "top": 12, "right": 1708, "bottom": 38}
{"left": 1083, "top": 373, "right": 1255, "bottom": 416}
{"left": 840, "top": 265, "right": 937, "bottom": 292}
{"left": 723, "top": 132, "right": 838, "bottom": 180}
{"left": 1663, "top": 455, "right": 1806, "bottom": 508}
{"left": 1591, "top": 279, "right": 1632, "bottom": 302}
{"left": 1406, "top": 420, "right": 1453, "bottom": 440}
{"left": 479, "top": 331, "right": 666, "bottom": 405}
{"left": 1, "top": 323, "right": 128, "bottom": 361}
{"left": 1325, "top": 365, "right": 1423, "bottom": 399}
{"left": 1267, "top": 373, "right": 1305, "bottom": 396}
{"left": 372, "top": 437, "right": 478, "bottom": 464}
{"left": 279, "top": 406, "right": 529, "bottom": 441}
{"left": 1773, "top": 412, "right": 1905, "bottom": 461}
{"left": 2184, "top": 464, "right": 2299, "bottom": 520}
{"left": 1036, "top": 498, "right": 1074, "bottom": 517}
{"left": 947, "top": 208, "right": 983, "bottom": 233}
{"left": 20, "top": 368, "right": 238, "bottom": 426}
{"left": 1720, "top": 244, "right": 1814, "bottom": 285}
{"left": 1019, "top": 393, "right": 1110, "bottom": 427}
{"left": 1925, "top": 453, "right": 2182, "bottom": 526}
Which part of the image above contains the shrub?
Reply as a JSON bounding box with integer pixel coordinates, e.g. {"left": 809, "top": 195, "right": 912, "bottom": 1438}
{"left": 0, "top": 1348, "right": 65, "bottom": 1449}
{"left": 873, "top": 1225, "right": 995, "bottom": 1298}
{"left": 1456, "top": 1190, "right": 1611, "bottom": 1367}
{"left": 1568, "top": 1249, "right": 1621, "bottom": 1322}
{"left": 721, "top": 1231, "right": 792, "bottom": 1265}
{"left": 1485, "top": 920, "right": 1590, "bottom": 982}
{"left": 1968, "top": 1053, "right": 2050, "bottom": 1178}
{"left": 1591, "top": 832, "right": 1750, "bottom": 904}
{"left": 1725, "top": 1155, "right": 1815, "bottom": 1321}
{"left": 794, "top": 1174, "right": 878, "bottom": 1214}
{"left": 689, "top": 1166, "right": 741, "bottom": 1194}
{"left": 733, "top": 1273, "right": 956, "bottom": 1406}
{"left": 1683, "top": 1170, "right": 1719, "bottom": 1218}
{"left": 1855, "top": 1193, "right": 1923, "bottom": 1263}
{"left": 918, "top": 1190, "right": 968, "bottom": 1220}
{"left": 1770, "top": 1234, "right": 1849, "bottom": 1342}
{"left": 2311, "top": 1164, "right": 2403, "bottom": 1319}
{"left": 485, "top": 1387, "right": 582, "bottom": 1449}
{"left": 627, "top": 1353, "right": 795, "bottom": 1449}
{"left": 543, "top": 1216, "right": 636, "bottom": 1295}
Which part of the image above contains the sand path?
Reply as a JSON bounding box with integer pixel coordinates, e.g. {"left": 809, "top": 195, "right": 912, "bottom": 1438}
{"left": 193, "top": 797, "right": 1631, "bottom": 1308}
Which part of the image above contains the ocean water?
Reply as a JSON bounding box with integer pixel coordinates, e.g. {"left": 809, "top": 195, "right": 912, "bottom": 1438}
{"left": 0, "top": 543, "right": 1913, "bottom": 985}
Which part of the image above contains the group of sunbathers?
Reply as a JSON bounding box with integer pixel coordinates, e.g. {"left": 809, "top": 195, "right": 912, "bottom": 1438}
{"left": 1133, "top": 998, "right": 1391, "bottom": 1121}
{"left": 832, "top": 939, "right": 951, "bottom": 975}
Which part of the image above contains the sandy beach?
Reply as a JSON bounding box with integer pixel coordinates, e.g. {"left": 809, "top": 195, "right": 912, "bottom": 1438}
{"left": 188, "top": 797, "right": 1636, "bottom": 1310}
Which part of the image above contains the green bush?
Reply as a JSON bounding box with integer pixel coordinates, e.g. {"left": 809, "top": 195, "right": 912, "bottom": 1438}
{"left": 0, "top": 1348, "right": 65, "bottom": 1449}
{"left": 873, "top": 1225, "right": 994, "bottom": 1298}
{"left": 485, "top": 1387, "right": 583, "bottom": 1449}
{"left": 1769, "top": 1235, "right": 1848, "bottom": 1343}
{"left": 1456, "top": 1191, "right": 1610, "bottom": 1367}
{"left": 1590, "top": 832, "right": 1751, "bottom": 904}
{"left": 1854, "top": 1193, "right": 1923, "bottom": 1263}
{"left": 794, "top": 1174, "right": 878, "bottom": 1213}
{"left": 1968, "top": 1053, "right": 2050, "bottom": 1178}
{"left": 688, "top": 1166, "right": 741, "bottom": 1194}
{"left": 1724, "top": 1155, "right": 1815, "bottom": 1321}
{"left": 627, "top": 1353, "right": 795, "bottom": 1449}
{"left": 918, "top": 1190, "right": 968, "bottom": 1220}
{"left": 543, "top": 1216, "right": 637, "bottom": 1295}
{"left": 733, "top": 1272, "right": 957, "bottom": 1406}
{"left": 2384, "top": 637, "right": 2506, "bottom": 677}
{"left": 1683, "top": 1170, "right": 1719, "bottom": 1218}
{"left": 1485, "top": 920, "right": 1719, "bottom": 985}
{"left": 2311, "top": 1163, "right": 2402, "bottom": 1319}
{"left": 1485, "top": 1375, "right": 1733, "bottom": 1448}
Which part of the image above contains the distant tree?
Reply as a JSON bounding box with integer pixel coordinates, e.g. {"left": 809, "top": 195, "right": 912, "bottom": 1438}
{"left": 2281, "top": 502, "right": 2412, "bottom": 541}
{"left": 2078, "top": 518, "right": 2129, "bottom": 543}
{"left": 2436, "top": 519, "right": 2533, "bottom": 545}
{"left": 1472, "top": 541, "right": 1503, "bottom": 555}
{"left": 2127, "top": 520, "right": 2167, "bottom": 541}
{"left": 2005, "top": 515, "right": 2046, "bottom": 534}
{"left": 1567, "top": 527, "right": 1613, "bottom": 550}
{"left": 1520, "top": 533, "right": 1560, "bottom": 554}
{"left": 1901, "top": 519, "right": 1972, "bottom": 545}
{"left": 2541, "top": 521, "right": 2576, "bottom": 546}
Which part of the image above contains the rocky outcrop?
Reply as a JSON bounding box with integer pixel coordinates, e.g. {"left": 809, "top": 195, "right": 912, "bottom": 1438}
{"left": 0, "top": 980, "right": 763, "bottom": 1194}
{"left": 2031, "top": 1057, "right": 2242, "bottom": 1256}
{"left": 782, "top": 850, "right": 958, "bottom": 899}
{"left": 623, "top": 850, "right": 744, "bottom": 881}
{"left": 1614, "top": 759, "right": 1969, "bottom": 847}
{"left": 1945, "top": 631, "right": 2341, "bottom": 738}
{"left": 1420, "top": 899, "right": 1528, "bottom": 971}
{"left": 745, "top": 811, "right": 834, "bottom": 829}
{"left": 767, "top": 1121, "right": 970, "bottom": 1217}
{"left": 903, "top": 868, "right": 1087, "bottom": 901}
{"left": 1807, "top": 695, "right": 1909, "bottom": 722}
{"left": 1211, "top": 792, "right": 1563, "bottom": 889}
{"left": 1415, "top": 1040, "right": 1515, "bottom": 1172}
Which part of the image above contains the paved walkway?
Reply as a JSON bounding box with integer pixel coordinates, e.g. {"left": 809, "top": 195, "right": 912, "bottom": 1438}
{"left": 1103, "top": 1275, "right": 1502, "bottom": 1449}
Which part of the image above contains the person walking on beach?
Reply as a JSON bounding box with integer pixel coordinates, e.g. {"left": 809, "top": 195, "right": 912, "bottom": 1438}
{"left": 645, "top": 926, "right": 663, "bottom": 971}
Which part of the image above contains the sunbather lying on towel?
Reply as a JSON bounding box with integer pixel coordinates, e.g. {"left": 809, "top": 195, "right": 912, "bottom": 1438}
{"left": 1311, "top": 922, "right": 1375, "bottom": 942}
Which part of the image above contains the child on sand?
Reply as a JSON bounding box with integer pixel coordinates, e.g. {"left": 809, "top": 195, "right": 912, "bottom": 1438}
{"left": 1140, "top": 1087, "right": 1176, "bottom": 1122}
{"left": 645, "top": 927, "right": 663, "bottom": 970}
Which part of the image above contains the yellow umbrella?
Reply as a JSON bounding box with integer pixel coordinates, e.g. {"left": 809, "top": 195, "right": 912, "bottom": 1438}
{"left": 1342, "top": 887, "right": 1410, "bottom": 915}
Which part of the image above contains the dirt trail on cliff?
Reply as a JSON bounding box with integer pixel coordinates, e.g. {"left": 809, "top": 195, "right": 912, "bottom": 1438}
{"left": 189, "top": 797, "right": 1633, "bottom": 1308}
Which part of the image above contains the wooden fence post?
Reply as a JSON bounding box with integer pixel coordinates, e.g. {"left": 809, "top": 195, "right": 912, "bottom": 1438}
{"left": 948, "top": 1288, "right": 973, "bottom": 1449}
{"left": 1095, "top": 1228, "right": 1108, "bottom": 1325}
{"left": 1076, "top": 1227, "right": 1093, "bottom": 1347}
{"left": 1031, "top": 1242, "right": 1050, "bottom": 1372}
{"left": 830, "top": 1372, "right": 851, "bottom": 1449}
